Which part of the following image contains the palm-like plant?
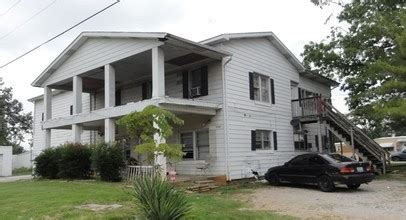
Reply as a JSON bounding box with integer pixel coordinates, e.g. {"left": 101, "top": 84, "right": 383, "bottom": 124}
{"left": 133, "top": 175, "right": 191, "bottom": 220}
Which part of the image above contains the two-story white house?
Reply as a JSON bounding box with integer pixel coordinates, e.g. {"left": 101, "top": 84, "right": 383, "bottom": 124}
{"left": 29, "top": 31, "right": 389, "bottom": 180}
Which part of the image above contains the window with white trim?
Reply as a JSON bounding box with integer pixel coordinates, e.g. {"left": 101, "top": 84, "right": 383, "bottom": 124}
{"left": 255, "top": 130, "right": 271, "bottom": 150}
{"left": 180, "top": 130, "right": 210, "bottom": 160}
{"left": 253, "top": 74, "right": 270, "bottom": 102}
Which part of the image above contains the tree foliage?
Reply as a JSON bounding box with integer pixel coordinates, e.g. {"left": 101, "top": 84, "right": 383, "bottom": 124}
{"left": 117, "top": 105, "right": 184, "bottom": 163}
{"left": 0, "top": 78, "right": 33, "bottom": 153}
{"left": 303, "top": 0, "right": 406, "bottom": 136}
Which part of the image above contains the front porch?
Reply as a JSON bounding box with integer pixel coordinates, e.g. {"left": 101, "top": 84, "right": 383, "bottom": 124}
{"left": 37, "top": 33, "right": 228, "bottom": 148}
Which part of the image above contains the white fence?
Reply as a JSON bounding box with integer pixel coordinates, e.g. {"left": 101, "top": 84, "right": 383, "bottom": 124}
{"left": 12, "top": 151, "right": 31, "bottom": 170}
{"left": 125, "top": 165, "right": 155, "bottom": 182}
{"left": 0, "top": 146, "right": 12, "bottom": 176}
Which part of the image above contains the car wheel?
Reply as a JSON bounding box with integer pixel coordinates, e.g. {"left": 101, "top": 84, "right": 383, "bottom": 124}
{"left": 265, "top": 173, "right": 280, "bottom": 186}
{"left": 346, "top": 184, "right": 361, "bottom": 190}
{"left": 392, "top": 157, "right": 400, "bottom": 161}
{"left": 318, "top": 175, "right": 335, "bottom": 192}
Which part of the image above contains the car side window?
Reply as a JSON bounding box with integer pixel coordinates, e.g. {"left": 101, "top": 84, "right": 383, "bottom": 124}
{"left": 289, "top": 155, "right": 308, "bottom": 166}
{"left": 308, "top": 156, "right": 325, "bottom": 166}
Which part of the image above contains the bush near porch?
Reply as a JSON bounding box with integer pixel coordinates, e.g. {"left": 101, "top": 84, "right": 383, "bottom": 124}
{"left": 34, "top": 142, "right": 125, "bottom": 181}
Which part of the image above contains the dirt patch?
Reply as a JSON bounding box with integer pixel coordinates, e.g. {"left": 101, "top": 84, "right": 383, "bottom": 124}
{"left": 75, "top": 204, "right": 123, "bottom": 212}
{"left": 238, "top": 180, "right": 406, "bottom": 220}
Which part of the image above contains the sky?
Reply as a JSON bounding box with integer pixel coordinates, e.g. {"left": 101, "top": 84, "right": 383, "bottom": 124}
{"left": 0, "top": 0, "right": 348, "bottom": 142}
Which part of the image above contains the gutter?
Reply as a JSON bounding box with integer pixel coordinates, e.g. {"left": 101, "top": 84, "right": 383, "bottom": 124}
{"left": 221, "top": 55, "right": 232, "bottom": 181}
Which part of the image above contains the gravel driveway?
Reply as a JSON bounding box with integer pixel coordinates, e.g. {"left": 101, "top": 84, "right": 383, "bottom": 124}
{"left": 239, "top": 180, "right": 406, "bottom": 220}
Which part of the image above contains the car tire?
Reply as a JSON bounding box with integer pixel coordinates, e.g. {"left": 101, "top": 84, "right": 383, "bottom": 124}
{"left": 392, "top": 157, "right": 400, "bottom": 161}
{"left": 266, "top": 173, "right": 280, "bottom": 186}
{"left": 346, "top": 184, "right": 361, "bottom": 190}
{"left": 318, "top": 175, "right": 335, "bottom": 192}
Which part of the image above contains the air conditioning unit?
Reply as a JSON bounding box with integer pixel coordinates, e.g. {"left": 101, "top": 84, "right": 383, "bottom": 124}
{"left": 190, "top": 87, "right": 201, "bottom": 97}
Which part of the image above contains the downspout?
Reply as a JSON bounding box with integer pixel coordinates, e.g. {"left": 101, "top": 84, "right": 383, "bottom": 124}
{"left": 222, "top": 55, "right": 232, "bottom": 181}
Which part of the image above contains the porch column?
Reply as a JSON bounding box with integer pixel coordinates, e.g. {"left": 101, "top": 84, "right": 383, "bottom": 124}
{"left": 44, "top": 86, "right": 52, "bottom": 120}
{"left": 45, "top": 129, "right": 51, "bottom": 149}
{"left": 72, "top": 124, "right": 82, "bottom": 143}
{"left": 104, "top": 118, "right": 115, "bottom": 143}
{"left": 73, "top": 76, "right": 83, "bottom": 114}
{"left": 104, "top": 64, "right": 115, "bottom": 108}
{"left": 44, "top": 86, "right": 52, "bottom": 148}
{"left": 72, "top": 76, "right": 83, "bottom": 143}
{"left": 152, "top": 47, "right": 165, "bottom": 98}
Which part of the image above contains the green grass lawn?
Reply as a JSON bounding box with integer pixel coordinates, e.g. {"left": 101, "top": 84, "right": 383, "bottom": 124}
{"left": 0, "top": 180, "right": 294, "bottom": 220}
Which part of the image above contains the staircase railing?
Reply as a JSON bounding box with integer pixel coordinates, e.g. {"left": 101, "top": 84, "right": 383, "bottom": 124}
{"left": 290, "top": 96, "right": 390, "bottom": 173}
{"left": 322, "top": 101, "right": 390, "bottom": 171}
{"left": 291, "top": 97, "right": 323, "bottom": 118}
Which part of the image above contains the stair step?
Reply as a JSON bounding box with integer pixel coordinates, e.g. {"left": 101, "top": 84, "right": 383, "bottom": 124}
{"left": 194, "top": 180, "right": 214, "bottom": 184}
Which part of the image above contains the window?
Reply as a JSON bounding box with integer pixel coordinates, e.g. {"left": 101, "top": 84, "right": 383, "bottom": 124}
{"left": 142, "top": 81, "right": 152, "bottom": 100}
{"left": 115, "top": 89, "right": 121, "bottom": 106}
{"left": 41, "top": 113, "right": 44, "bottom": 121}
{"left": 70, "top": 105, "right": 73, "bottom": 115}
{"left": 249, "top": 72, "right": 275, "bottom": 103}
{"left": 323, "top": 154, "right": 354, "bottom": 163}
{"left": 180, "top": 130, "right": 210, "bottom": 160}
{"left": 181, "top": 132, "right": 194, "bottom": 159}
{"left": 252, "top": 130, "right": 272, "bottom": 150}
{"left": 289, "top": 155, "right": 308, "bottom": 166}
{"left": 196, "top": 130, "right": 209, "bottom": 160}
{"left": 294, "top": 133, "right": 310, "bottom": 151}
{"left": 182, "top": 66, "right": 208, "bottom": 99}
{"left": 308, "top": 155, "right": 326, "bottom": 166}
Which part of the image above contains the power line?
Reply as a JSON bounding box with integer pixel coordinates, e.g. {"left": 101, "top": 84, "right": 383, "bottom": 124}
{"left": 0, "top": 0, "right": 58, "bottom": 41}
{"left": 0, "top": 0, "right": 120, "bottom": 69}
{"left": 0, "top": 0, "right": 22, "bottom": 18}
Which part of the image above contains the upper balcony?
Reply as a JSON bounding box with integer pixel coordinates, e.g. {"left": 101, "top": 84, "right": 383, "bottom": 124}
{"left": 35, "top": 32, "right": 230, "bottom": 132}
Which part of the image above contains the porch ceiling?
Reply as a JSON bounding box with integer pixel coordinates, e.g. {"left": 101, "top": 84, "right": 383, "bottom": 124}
{"left": 47, "top": 44, "right": 218, "bottom": 93}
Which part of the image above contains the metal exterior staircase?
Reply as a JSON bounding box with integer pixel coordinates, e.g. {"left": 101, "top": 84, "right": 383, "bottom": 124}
{"left": 292, "top": 97, "right": 391, "bottom": 173}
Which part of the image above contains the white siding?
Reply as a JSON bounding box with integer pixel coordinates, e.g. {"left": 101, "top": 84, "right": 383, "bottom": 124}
{"left": 212, "top": 38, "right": 331, "bottom": 180}
{"left": 43, "top": 38, "right": 162, "bottom": 86}
{"left": 31, "top": 35, "right": 333, "bottom": 180}
{"left": 32, "top": 92, "right": 92, "bottom": 157}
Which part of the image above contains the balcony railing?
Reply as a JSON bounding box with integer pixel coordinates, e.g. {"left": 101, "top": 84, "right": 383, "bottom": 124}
{"left": 291, "top": 96, "right": 324, "bottom": 118}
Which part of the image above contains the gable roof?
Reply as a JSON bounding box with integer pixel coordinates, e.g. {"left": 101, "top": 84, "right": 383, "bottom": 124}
{"left": 31, "top": 31, "right": 231, "bottom": 87}
{"left": 200, "top": 32, "right": 339, "bottom": 87}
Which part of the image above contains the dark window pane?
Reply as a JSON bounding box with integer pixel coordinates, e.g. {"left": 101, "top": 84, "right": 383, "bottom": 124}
{"left": 309, "top": 156, "right": 325, "bottom": 165}
{"left": 181, "top": 132, "right": 194, "bottom": 159}
{"left": 324, "top": 154, "right": 354, "bottom": 163}
{"left": 290, "top": 155, "right": 308, "bottom": 166}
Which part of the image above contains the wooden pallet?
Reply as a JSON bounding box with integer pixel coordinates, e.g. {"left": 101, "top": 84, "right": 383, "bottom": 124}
{"left": 186, "top": 180, "right": 218, "bottom": 193}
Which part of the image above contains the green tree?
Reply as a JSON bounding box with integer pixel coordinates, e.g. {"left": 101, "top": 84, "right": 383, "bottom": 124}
{"left": 303, "top": 0, "right": 406, "bottom": 137}
{"left": 0, "top": 78, "right": 33, "bottom": 153}
{"left": 117, "top": 105, "right": 184, "bottom": 164}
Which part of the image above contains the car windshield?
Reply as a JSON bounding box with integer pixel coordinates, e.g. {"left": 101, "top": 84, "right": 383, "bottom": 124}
{"left": 324, "top": 154, "right": 354, "bottom": 163}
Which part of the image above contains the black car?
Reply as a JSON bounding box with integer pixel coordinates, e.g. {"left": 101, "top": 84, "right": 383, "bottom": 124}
{"left": 265, "top": 153, "right": 375, "bottom": 192}
{"left": 391, "top": 149, "right": 406, "bottom": 161}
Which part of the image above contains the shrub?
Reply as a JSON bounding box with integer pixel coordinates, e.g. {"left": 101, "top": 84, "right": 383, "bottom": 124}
{"left": 57, "top": 143, "right": 92, "bottom": 179}
{"left": 133, "top": 176, "right": 191, "bottom": 220}
{"left": 91, "top": 142, "right": 125, "bottom": 182}
{"left": 34, "top": 148, "right": 61, "bottom": 179}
